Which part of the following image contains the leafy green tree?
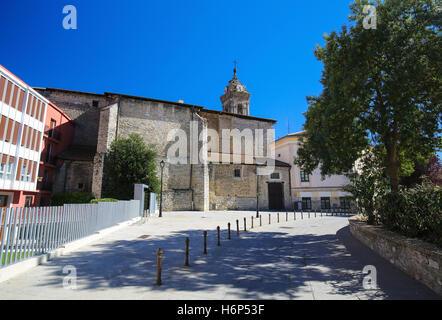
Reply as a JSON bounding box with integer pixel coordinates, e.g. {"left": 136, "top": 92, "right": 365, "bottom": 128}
{"left": 295, "top": 0, "right": 441, "bottom": 191}
{"left": 102, "top": 133, "right": 160, "bottom": 200}
{"left": 344, "top": 153, "right": 390, "bottom": 224}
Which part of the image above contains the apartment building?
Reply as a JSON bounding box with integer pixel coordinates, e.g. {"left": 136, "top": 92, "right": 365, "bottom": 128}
{"left": 0, "top": 65, "right": 74, "bottom": 208}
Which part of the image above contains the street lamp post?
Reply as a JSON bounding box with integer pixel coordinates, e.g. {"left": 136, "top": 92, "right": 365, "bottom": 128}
{"left": 256, "top": 170, "right": 260, "bottom": 218}
{"left": 159, "top": 160, "right": 165, "bottom": 218}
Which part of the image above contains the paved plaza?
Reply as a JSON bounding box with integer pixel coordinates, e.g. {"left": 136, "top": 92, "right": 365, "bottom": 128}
{"left": 0, "top": 211, "right": 439, "bottom": 300}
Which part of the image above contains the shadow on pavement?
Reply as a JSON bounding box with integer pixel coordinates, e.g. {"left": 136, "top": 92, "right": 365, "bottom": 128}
{"left": 34, "top": 216, "right": 440, "bottom": 300}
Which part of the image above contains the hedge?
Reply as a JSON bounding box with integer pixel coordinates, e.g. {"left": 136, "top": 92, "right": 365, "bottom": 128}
{"left": 90, "top": 198, "right": 118, "bottom": 204}
{"left": 50, "top": 192, "right": 95, "bottom": 206}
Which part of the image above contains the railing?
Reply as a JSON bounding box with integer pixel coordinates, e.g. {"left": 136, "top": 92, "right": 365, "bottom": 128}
{"left": 0, "top": 200, "right": 140, "bottom": 268}
{"left": 40, "top": 153, "right": 57, "bottom": 165}
{"left": 44, "top": 126, "right": 61, "bottom": 141}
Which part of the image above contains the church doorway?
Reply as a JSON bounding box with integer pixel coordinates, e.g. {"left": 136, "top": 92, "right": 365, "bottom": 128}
{"left": 268, "top": 183, "right": 284, "bottom": 210}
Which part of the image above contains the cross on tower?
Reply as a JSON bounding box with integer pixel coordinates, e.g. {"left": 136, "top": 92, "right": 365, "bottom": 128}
{"left": 233, "top": 60, "right": 237, "bottom": 76}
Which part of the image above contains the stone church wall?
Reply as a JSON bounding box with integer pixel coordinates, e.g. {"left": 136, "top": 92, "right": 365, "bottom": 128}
{"left": 37, "top": 89, "right": 290, "bottom": 212}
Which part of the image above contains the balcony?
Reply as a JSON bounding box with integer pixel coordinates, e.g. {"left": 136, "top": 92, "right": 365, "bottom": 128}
{"left": 40, "top": 153, "right": 57, "bottom": 166}
{"left": 44, "top": 126, "right": 62, "bottom": 141}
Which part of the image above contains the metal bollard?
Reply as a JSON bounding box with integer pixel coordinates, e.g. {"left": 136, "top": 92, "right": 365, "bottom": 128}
{"left": 260, "top": 215, "right": 262, "bottom": 227}
{"left": 236, "top": 220, "right": 240, "bottom": 237}
{"left": 294, "top": 210, "right": 297, "bottom": 220}
{"left": 203, "top": 231, "right": 207, "bottom": 254}
{"left": 277, "top": 212, "right": 280, "bottom": 223}
{"left": 228, "top": 222, "right": 231, "bottom": 240}
{"left": 269, "top": 214, "right": 271, "bottom": 225}
{"left": 301, "top": 210, "right": 303, "bottom": 219}
{"left": 244, "top": 217, "right": 247, "bottom": 231}
{"left": 314, "top": 210, "right": 317, "bottom": 218}
{"left": 251, "top": 216, "right": 254, "bottom": 229}
{"left": 217, "top": 226, "right": 221, "bottom": 246}
{"left": 156, "top": 248, "right": 163, "bottom": 286}
{"left": 184, "top": 238, "right": 190, "bottom": 267}
{"left": 286, "top": 212, "right": 288, "bottom": 222}
{"left": 308, "top": 211, "right": 311, "bottom": 219}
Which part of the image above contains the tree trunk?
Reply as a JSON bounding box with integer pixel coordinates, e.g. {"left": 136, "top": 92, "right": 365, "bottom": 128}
{"left": 387, "top": 123, "right": 400, "bottom": 192}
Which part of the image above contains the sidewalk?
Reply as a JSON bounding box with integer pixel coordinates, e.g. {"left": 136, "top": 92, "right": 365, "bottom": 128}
{"left": 0, "top": 211, "right": 439, "bottom": 300}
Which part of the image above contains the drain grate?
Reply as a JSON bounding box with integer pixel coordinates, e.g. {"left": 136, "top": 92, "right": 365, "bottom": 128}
{"left": 138, "top": 235, "right": 150, "bottom": 239}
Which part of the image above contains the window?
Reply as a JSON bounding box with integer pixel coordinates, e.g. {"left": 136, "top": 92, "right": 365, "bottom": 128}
{"left": 46, "top": 144, "right": 52, "bottom": 163}
{"left": 0, "top": 163, "right": 5, "bottom": 179}
{"left": 340, "top": 197, "right": 351, "bottom": 209}
{"left": 19, "top": 160, "right": 31, "bottom": 182}
{"left": 5, "top": 161, "right": 13, "bottom": 180}
{"left": 24, "top": 196, "right": 32, "bottom": 207}
{"left": 20, "top": 164, "right": 27, "bottom": 181}
{"left": 78, "top": 183, "right": 84, "bottom": 190}
{"left": 234, "top": 169, "right": 241, "bottom": 178}
{"left": 92, "top": 100, "right": 99, "bottom": 107}
{"left": 237, "top": 104, "right": 243, "bottom": 114}
{"left": 321, "top": 197, "right": 331, "bottom": 209}
{"left": 0, "top": 195, "right": 8, "bottom": 207}
{"left": 49, "top": 119, "right": 56, "bottom": 137}
{"left": 20, "top": 125, "right": 27, "bottom": 146}
{"left": 302, "top": 197, "right": 312, "bottom": 210}
{"left": 5, "top": 118, "right": 13, "bottom": 142}
{"left": 300, "top": 170, "right": 309, "bottom": 182}
{"left": 270, "top": 172, "right": 280, "bottom": 180}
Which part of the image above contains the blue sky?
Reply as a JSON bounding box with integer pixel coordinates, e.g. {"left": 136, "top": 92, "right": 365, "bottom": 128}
{"left": 0, "top": 0, "right": 352, "bottom": 139}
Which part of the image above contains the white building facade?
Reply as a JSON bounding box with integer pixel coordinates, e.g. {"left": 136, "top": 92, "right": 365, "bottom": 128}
{"left": 0, "top": 65, "right": 48, "bottom": 207}
{"left": 274, "top": 131, "right": 352, "bottom": 211}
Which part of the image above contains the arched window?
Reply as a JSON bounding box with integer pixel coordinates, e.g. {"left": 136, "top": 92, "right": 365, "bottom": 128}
{"left": 237, "top": 104, "right": 243, "bottom": 114}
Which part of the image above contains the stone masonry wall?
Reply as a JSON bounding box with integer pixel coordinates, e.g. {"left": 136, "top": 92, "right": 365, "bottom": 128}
{"left": 53, "top": 161, "right": 94, "bottom": 194}
{"left": 209, "top": 164, "right": 291, "bottom": 211}
{"left": 91, "top": 103, "right": 119, "bottom": 198}
{"left": 35, "top": 89, "right": 110, "bottom": 147}
{"left": 349, "top": 217, "right": 442, "bottom": 295}
{"left": 107, "top": 97, "right": 207, "bottom": 211}
{"left": 91, "top": 94, "right": 282, "bottom": 212}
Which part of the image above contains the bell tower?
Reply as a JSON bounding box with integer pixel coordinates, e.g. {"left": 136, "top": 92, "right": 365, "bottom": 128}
{"left": 220, "top": 61, "right": 251, "bottom": 116}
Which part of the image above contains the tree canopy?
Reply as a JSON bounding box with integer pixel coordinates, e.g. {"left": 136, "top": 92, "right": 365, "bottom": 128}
{"left": 102, "top": 133, "right": 160, "bottom": 200}
{"left": 295, "top": 0, "right": 441, "bottom": 191}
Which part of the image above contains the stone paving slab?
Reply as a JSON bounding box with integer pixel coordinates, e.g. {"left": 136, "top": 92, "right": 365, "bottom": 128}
{"left": 0, "top": 211, "right": 439, "bottom": 300}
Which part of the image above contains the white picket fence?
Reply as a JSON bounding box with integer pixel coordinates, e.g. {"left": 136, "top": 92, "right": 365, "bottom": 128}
{"left": 0, "top": 200, "right": 140, "bottom": 268}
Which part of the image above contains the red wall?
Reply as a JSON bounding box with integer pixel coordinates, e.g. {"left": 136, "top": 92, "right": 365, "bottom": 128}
{"left": 35, "top": 101, "right": 75, "bottom": 206}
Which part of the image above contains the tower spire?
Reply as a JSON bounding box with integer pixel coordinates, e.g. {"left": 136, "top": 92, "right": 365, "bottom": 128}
{"left": 233, "top": 60, "right": 238, "bottom": 79}
{"left": 221, "top": 61, "right": 250, "bottom": 116}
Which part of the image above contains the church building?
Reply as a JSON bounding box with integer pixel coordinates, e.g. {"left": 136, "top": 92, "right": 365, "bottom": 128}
{"left": 35, "top": 67, "right": 293, "bottom": 211}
